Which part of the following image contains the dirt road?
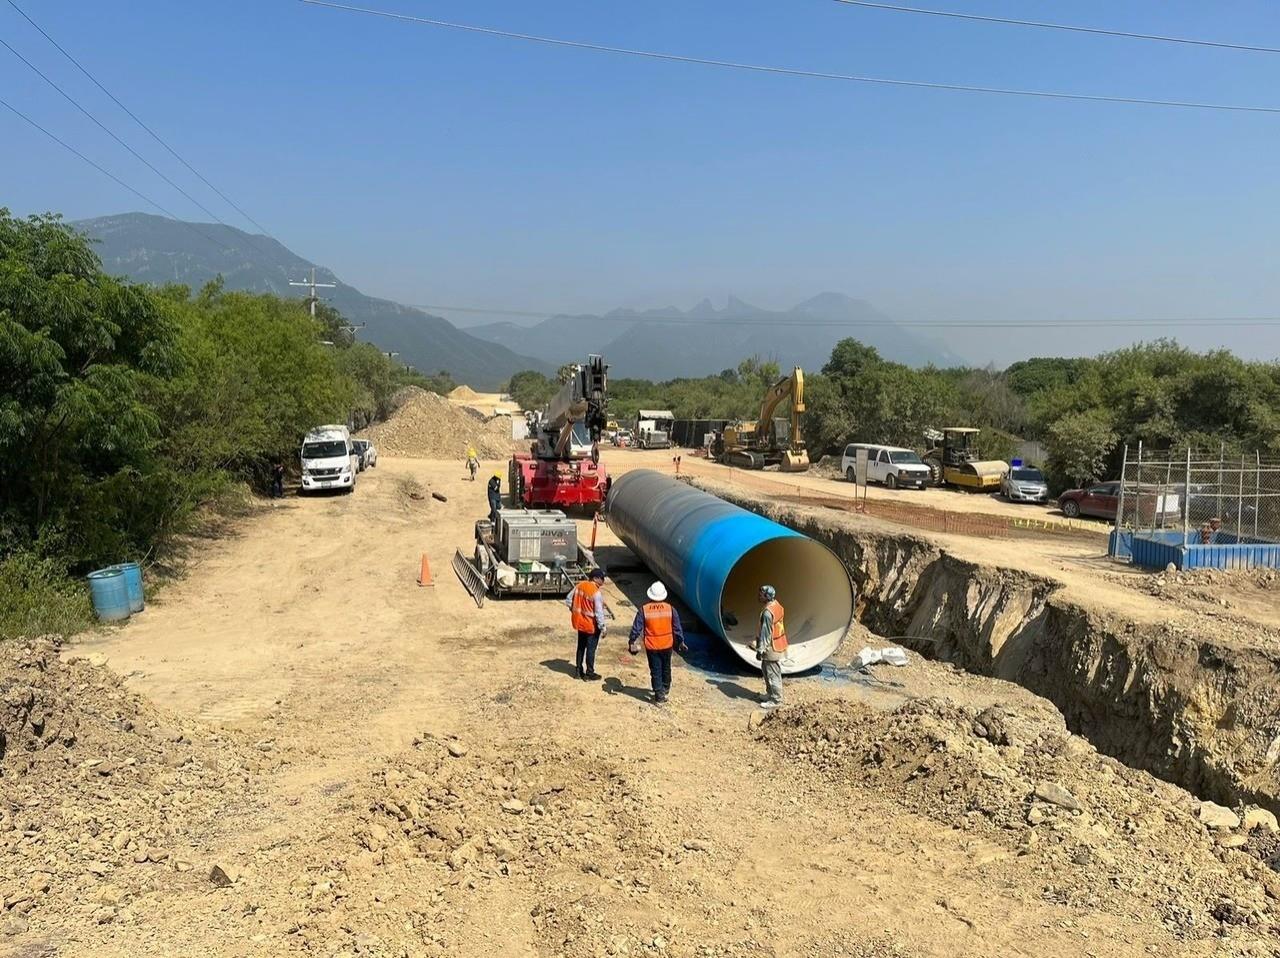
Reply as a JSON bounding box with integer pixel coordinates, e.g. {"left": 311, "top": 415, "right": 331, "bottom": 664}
{"left": 13, "top": 456, "right": 1276, "bottom": 957}
{"left": 610, "top": 448, "right": 1091, "bottom": 527}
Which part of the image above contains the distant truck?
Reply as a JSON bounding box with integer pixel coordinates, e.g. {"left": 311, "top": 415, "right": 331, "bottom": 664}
{"left": 300, "top": 425, "right": 359, "bottom": 494}
{"left": 635, "top": 410, "right": 674, "bottom": 449}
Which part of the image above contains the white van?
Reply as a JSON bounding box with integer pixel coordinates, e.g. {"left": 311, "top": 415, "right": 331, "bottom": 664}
{"left": 300, "top": 424, "right": 359, "bottom": 494}
{"left": 841, "top": 443, "right": 931, "bottom": 490}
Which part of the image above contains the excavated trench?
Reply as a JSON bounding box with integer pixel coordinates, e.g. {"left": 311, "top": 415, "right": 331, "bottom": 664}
{"left": 696, "top": 480, "right": 1280, "bottom": 814}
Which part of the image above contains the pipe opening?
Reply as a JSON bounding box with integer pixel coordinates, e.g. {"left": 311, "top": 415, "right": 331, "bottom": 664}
{"left": 718, "top": 536, "right": 853, "bottom": 673}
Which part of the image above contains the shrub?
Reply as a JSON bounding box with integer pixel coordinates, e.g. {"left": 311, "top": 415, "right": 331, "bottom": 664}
{"left": 0, "top": 552, "right": 93, "bottom": 640}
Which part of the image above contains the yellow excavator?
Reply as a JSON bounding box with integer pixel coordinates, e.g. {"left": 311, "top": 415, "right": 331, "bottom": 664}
{"left": 714, "top": 367, "right": 810, "bottom": 471}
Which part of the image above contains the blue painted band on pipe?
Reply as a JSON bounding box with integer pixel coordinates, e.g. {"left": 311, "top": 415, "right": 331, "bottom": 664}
{"left": 682, "top": 512, "right": 799, "bottom": 642}
{"left": 605, "top": 469, "right": 853, "bottom": 671}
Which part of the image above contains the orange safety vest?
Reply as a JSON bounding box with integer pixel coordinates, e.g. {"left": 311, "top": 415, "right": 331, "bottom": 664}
{"left": 764, "top": 599, "right": 788, "bottom": 653}
{"left": 570, "top": 581, "right": 600, "bottom": 633}
{"left": 642, "top": 601, "right": 675, "bottom": 651}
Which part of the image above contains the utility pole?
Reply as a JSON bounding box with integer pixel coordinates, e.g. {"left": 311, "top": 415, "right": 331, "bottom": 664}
{"left": 289, "top": 267, "right": 336, "bottom": 318}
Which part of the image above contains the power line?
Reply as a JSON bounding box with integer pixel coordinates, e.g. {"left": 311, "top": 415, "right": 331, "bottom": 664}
{"left": 0, "top": 35, "right": 246, "bottom": 247}
{"left": 407, "top": 303, "right": 1280, "bottom": 330}
{"left": 0, "top": 96, "right": 232, "bottom": 253}
{"left": 298, "top": 0, "right": 1280, "bottom": 115}
{"left": 829, "top": 0, "right": 1280, "bottom": 56}
{"left": 3, "top": 0, "right": 277, "bottom": 240}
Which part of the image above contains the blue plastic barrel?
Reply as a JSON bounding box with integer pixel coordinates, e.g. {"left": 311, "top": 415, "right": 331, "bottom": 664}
{"left": 103, "top": 562, "right": 144, "bottom": 612}
{"left": 87, "top": 568, "right": 132, "bottom": 622}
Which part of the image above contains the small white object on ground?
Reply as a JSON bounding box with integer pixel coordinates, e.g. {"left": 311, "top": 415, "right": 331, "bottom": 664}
{"left": 854, "top": 646, "right": 910, "bottom": 668}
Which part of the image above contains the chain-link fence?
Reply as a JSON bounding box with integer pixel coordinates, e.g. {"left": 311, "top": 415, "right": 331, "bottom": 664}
{"left": 1113, "top": 445, "right": 1280, "bottom": 568}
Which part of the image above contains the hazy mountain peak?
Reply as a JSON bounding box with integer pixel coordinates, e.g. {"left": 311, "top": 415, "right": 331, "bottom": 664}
{"left": 725, "top": 294, "right": 766, "bottom": 316}
{"left": 794, "top": 291, "right": 877, "bottom": 316}
{"left": 74, "top": 212, "right": 550, "bottom": 388}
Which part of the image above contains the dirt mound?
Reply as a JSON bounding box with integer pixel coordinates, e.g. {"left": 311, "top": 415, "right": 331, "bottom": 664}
{"left": 359, "top": 386, "right": 516, "bottom": 459}
{"left": 447, "top": 385, "right": 482, "bottom": 401}
{"left": 759, "top": 698, "right": 1280, "bottom": 942}
{"left": 0, "top": 639, "right": 264, "bottom": 938}
{"left": 276, "top": 732, "right": 775, "bottom": 958}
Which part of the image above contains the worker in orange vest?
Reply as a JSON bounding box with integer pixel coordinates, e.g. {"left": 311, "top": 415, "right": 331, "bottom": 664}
{"left": 627, "top": 582, "right": 688, "bottom": 705}
{"left": 565, "top": 567, "right": 607, "bottom": 681}
{"left": 755, "top": 585, "right": 787, "bottom": 708}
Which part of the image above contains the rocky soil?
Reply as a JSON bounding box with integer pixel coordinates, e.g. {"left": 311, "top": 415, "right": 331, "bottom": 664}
{"left": 758, "top": 698, "right": 1280, "bottom": 942}
{"left": 0, "top": 639, "right": 267, "bottom": 941}
{"left": 1101, "top": 566, "right": 1280, "bottom": 645}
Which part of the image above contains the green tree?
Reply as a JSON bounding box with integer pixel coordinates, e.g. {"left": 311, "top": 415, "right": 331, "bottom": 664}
{"left": 1045, "top": 410, "right": 1118, "bottom": 488}
{"left": 0, "top": 210, "right": 176, "bottom": 561}
{"left": 807, "top": 338, "right": 951, "bottom": 454}
{"left": 161, "top": 285, "right": 352, "bottom": 489}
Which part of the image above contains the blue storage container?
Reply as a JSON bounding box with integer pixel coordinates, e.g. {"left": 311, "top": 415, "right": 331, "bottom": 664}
{"left": 87, "top": 568, "right": 132, "bottom": 622}
{"left": 103, "top": 561, "right": 144, "bottom": 612}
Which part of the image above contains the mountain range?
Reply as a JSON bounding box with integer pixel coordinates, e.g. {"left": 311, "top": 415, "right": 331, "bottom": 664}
{"left": 467, "top": 293, "right": 958, "bottom": 378}
{"left": 75, "top": 213, "right": 550, "bottom": 389}
{"left": 76, "top": 213, "right": 958, "bottom": 386}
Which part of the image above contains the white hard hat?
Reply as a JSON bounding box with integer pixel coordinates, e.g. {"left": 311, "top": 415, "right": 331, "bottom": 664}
{"left": 646, "top": 582, "right": 668, "bottom": 602}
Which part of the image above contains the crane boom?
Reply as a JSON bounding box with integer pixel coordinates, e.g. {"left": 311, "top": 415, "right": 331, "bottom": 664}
{"left": 536, "top": 355, "right": 608, "bottom": 460}
{"left": 510, "top": 355, "right": 612, "bottom": 510}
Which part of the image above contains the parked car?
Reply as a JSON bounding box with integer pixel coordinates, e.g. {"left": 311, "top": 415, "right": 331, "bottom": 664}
{"left": 612, "top": 430, "right": 633, "bottom": 447}
{"left": 1059, "top": 481, "right": 1185, "bottom": 522}
{"left": 352, "top": 439, "right": 377, "bottom": 470}
{"left": 840, "top": 443, "right": 931, "bottom": 489}
{"left": 1001, "top": 466, "right": 1049, "bottom": 504}
{"left": 1058, "top": 481, "right": 1119, "bottom": 519}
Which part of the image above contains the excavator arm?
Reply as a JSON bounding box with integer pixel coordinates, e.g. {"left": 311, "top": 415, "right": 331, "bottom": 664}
{"left": 758, "top": 367, "right": 805, "bottom": 454}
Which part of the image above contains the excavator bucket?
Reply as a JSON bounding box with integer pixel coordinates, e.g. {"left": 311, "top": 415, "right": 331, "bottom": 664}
{"left": 780, "top": 450, "right": 810, "bottom": 472}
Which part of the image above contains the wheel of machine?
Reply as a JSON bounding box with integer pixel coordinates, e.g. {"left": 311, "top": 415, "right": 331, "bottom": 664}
{"left": 924, "top": 459, "right": 942, "bottom": 485}
{"left": 885, "top": 472, "right": 898, "bottom": 490}
{"left": 1062, "top": 500, "right": 1080, "bottom": 519}
{"left": 846, "top": 466, "right": 855, "bottom": 483}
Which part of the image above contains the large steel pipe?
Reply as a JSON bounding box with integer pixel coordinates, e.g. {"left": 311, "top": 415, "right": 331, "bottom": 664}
{"left": 605, "top": 470, "right": 853, "bottom": 673}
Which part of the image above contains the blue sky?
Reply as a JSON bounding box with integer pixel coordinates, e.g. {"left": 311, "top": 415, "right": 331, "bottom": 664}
{"left": 3, "top": 0, "right": 1279, "bottom": 364}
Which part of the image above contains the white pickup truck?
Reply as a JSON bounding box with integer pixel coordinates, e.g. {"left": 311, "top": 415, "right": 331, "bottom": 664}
{"left": 300, "top": 425, "right": 359, "bottom": 494}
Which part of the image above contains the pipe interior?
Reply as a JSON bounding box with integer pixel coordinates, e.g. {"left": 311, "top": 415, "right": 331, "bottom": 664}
{"left": 717, "top": 536, "right": 853, "bottom": 673}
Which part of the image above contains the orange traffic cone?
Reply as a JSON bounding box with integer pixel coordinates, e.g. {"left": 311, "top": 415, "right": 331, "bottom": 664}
{"left": 417, "top": 553, "right": 434, "bottom": 587}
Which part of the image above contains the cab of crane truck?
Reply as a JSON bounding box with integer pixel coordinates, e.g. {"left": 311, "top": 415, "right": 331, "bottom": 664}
{"left": 299, "top": 425, "right": 359, "bottom": 494}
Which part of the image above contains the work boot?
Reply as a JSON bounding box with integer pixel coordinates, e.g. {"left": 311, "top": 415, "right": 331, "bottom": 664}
{"left": 584, "top": 671, "right": 601, "bottom": 681}
{"left": 655, "top": 692, "right": 668, "bottom": 705}
{"left": 575, "top": 665, "right": 584, "bottom": 680}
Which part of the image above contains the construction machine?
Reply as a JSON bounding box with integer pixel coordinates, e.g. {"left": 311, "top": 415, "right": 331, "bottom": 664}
{"left": 510, "top": 355, "right": 610, "bottom": 509}
{"left": 921, "top": 427, "right": 1008, "bottom": 491}
{"left": 452, "top": 508, "right": 600, "bottom": 607}
{"left": 713, "top": 367, "right": 810, "bottom": 472}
